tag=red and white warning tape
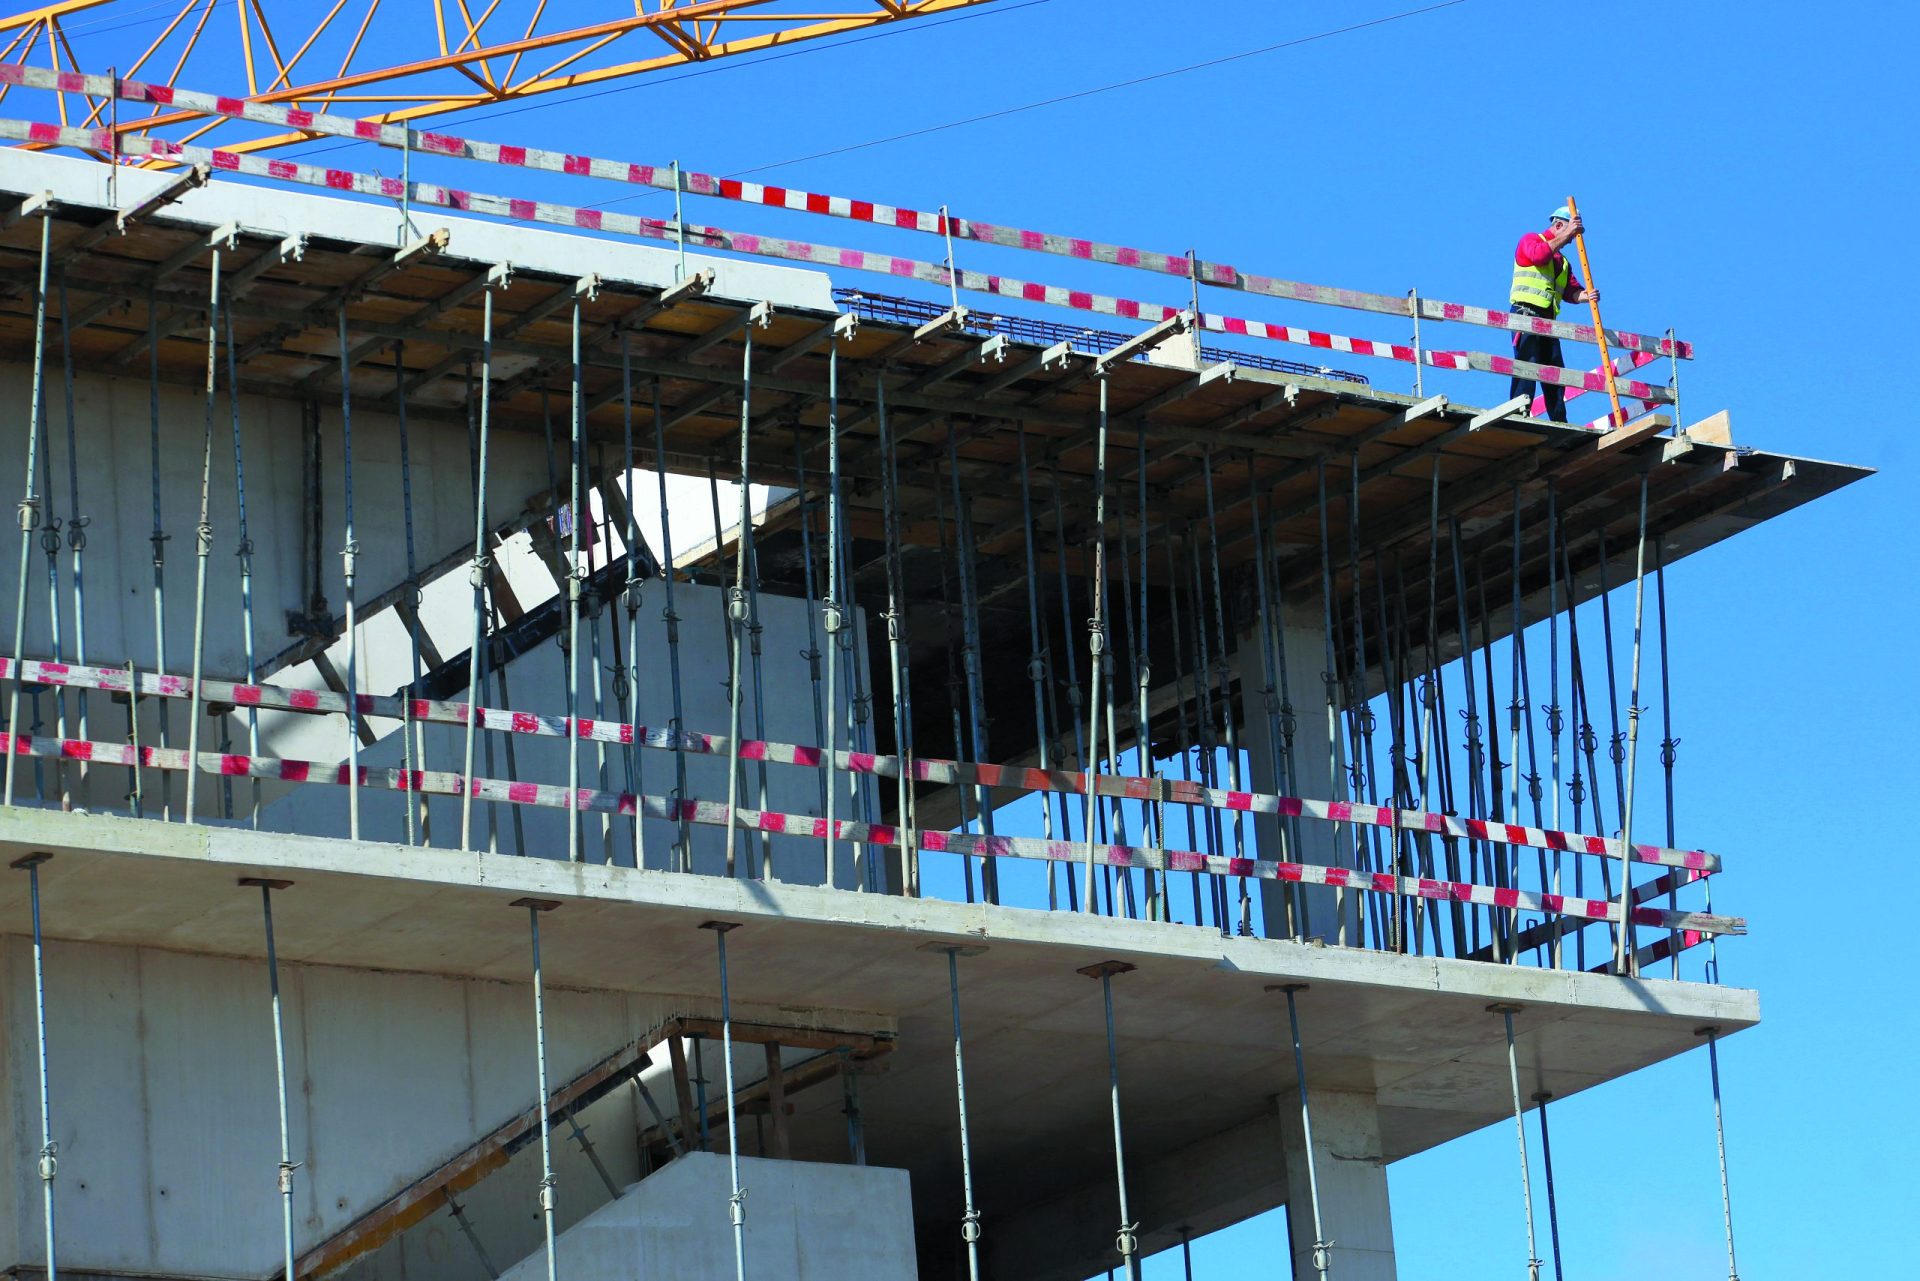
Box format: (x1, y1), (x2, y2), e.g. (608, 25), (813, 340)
(0, 730), (1740, 937)
(0, 655), (1718, 874)
(1530, 348), (1662, 421)
(0, 64), (1690, 363)
(0, 112), (1674, 405)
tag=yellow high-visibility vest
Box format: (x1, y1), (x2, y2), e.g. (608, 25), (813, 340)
(1510, 248), (1571, 315)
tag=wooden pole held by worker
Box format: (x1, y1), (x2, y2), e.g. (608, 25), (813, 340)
(1566, 195), (1625, 428)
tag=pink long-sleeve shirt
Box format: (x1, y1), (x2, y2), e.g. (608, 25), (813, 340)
(1515, 231), (1585, 299)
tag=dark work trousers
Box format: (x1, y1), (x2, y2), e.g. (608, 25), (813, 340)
(1508, 302), (1566, 421)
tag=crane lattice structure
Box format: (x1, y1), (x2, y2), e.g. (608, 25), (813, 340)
(0, 0), (995, 159)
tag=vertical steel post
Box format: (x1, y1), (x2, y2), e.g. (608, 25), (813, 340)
(1531, 1092), (1564, 1281)
(183, 246), (222, 824)
(242, 877), (298, 1281)
(824, 342), (845, 886)
(948, 424), (999, 905)
(1613, 474), (1651, 975)
(228, 291), (261, 828)
(1015, 427), (1060, 907)
(13, 853), (57, 1281)
(395, 343), (426, 845)
(146, 295), (174, 821)
(566, 297), (587, 863)
(1544, 483), (1563, 966)
(724, 325), (757, 879)
(3, 212), (50, 808)
(1082, 960), (1140, 1281)
(703, 922), (748, 1281)
(1698, 1027), (1741, 1280)
(337, 310), (362, 840)
(939, 946), (986, 1280)
(876, 379), (917, 895)
(651, 377), (692, 871)
(1274, 984), (1330, 1281)
(1491, 1004), (1542, 1281)
(57, 278), (89, 811)
(514, 898), (562, 1281)
(461, 283), (500, 851)
(1081, 380), (1113, 913)
(620, 345), (644, 869)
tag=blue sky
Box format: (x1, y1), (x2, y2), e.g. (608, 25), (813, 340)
(54, 0), (1916, 1273)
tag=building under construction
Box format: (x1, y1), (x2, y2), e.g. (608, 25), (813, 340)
(0, 20), (1873, 1281)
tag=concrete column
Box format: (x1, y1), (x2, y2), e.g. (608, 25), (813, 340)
(1276, 1086), (1397, 1281)
(1235, 602), (1358, 945)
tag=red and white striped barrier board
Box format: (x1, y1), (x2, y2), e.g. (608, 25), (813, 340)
(0, 64), (1690, 363)
(0, 113), (1674, 404)
(1, 655), (1719, 875)
(0, 730), (1742, 938)
(1531, 349), (1662, 420)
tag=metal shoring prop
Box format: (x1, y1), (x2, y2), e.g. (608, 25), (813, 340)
(940, 944), (987, 1279)
(337, 310), (363, 841)
(57, 277), (90, 811)
(1262, 506), (1310, 938)
(3, 208), (48, 809)
(13, 852), (57, 1281)
(514, 897), (562, 1281)
(1544, 482), (1565, 967)
(1113, 490), (1151, 917)
(793, 437), (831, 840)
(1476, 556), (1508, 960)
(739, 330), (786, 883)
(1490, 1003), (1543, 1281)
(566, 294), (590, 864)
(1380, 554), (1420, 955)
(1015, 426), (1062, 910)
(824, 343), (848, 887)
(1656, 551), (1680, 976)
(1595, 528), (1628, 922)
(1562, 562), (1602, 970)
(950, 428), (1002, 905)
(1200, 450), (1250, 935)
(1274, 984), (1332, 1281)
(702, 921), (748, 1281)
(446, 1192), (502, 1278)
(460, 281), (500, 854)
(1506, 492), (1528, 957)
(1313, 462), (1348, 943)
(932, 457), (978, 903)
(395, 343), (427, 845)
(1247, 461), (1302, 939)
(1530, 1091), (1565, 1281)
(1448, 519), (1487, 959)
(1048, 465), (1092, 912)
(620, 343), (645, 868)
(876, 379), (918, 896)
(32, 345), (66, 812)
(1188, 532), (1227, 931)
(652, 377), (692, 871)
(147, 296), (175, 820)
(182, 245), (222, 825)
(1082, 960), (1142, 1281)
(1079, 378), (1114, 916)
(839, 504), (877, 893)
(722, 325), (757, 880)
(227, 291), (261, 828)
(1109, 500), (1144, 918)
(1098, 552), (1136, 919)
(589, 498), (616, 864)
(1345, 455), (1384, 948)
(1516, 621), (1550, 962)
(1415, 462), (1450, 954)
(1698, 1021), (1742, 1280)
(240, 876), (299, 1281)
(1164, 531), (1205, 927)
(1611, 473), (1652, 976)
(1132, 424), (1160, 919)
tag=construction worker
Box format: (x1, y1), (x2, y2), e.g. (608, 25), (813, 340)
(1509, 205), (1599, 422)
